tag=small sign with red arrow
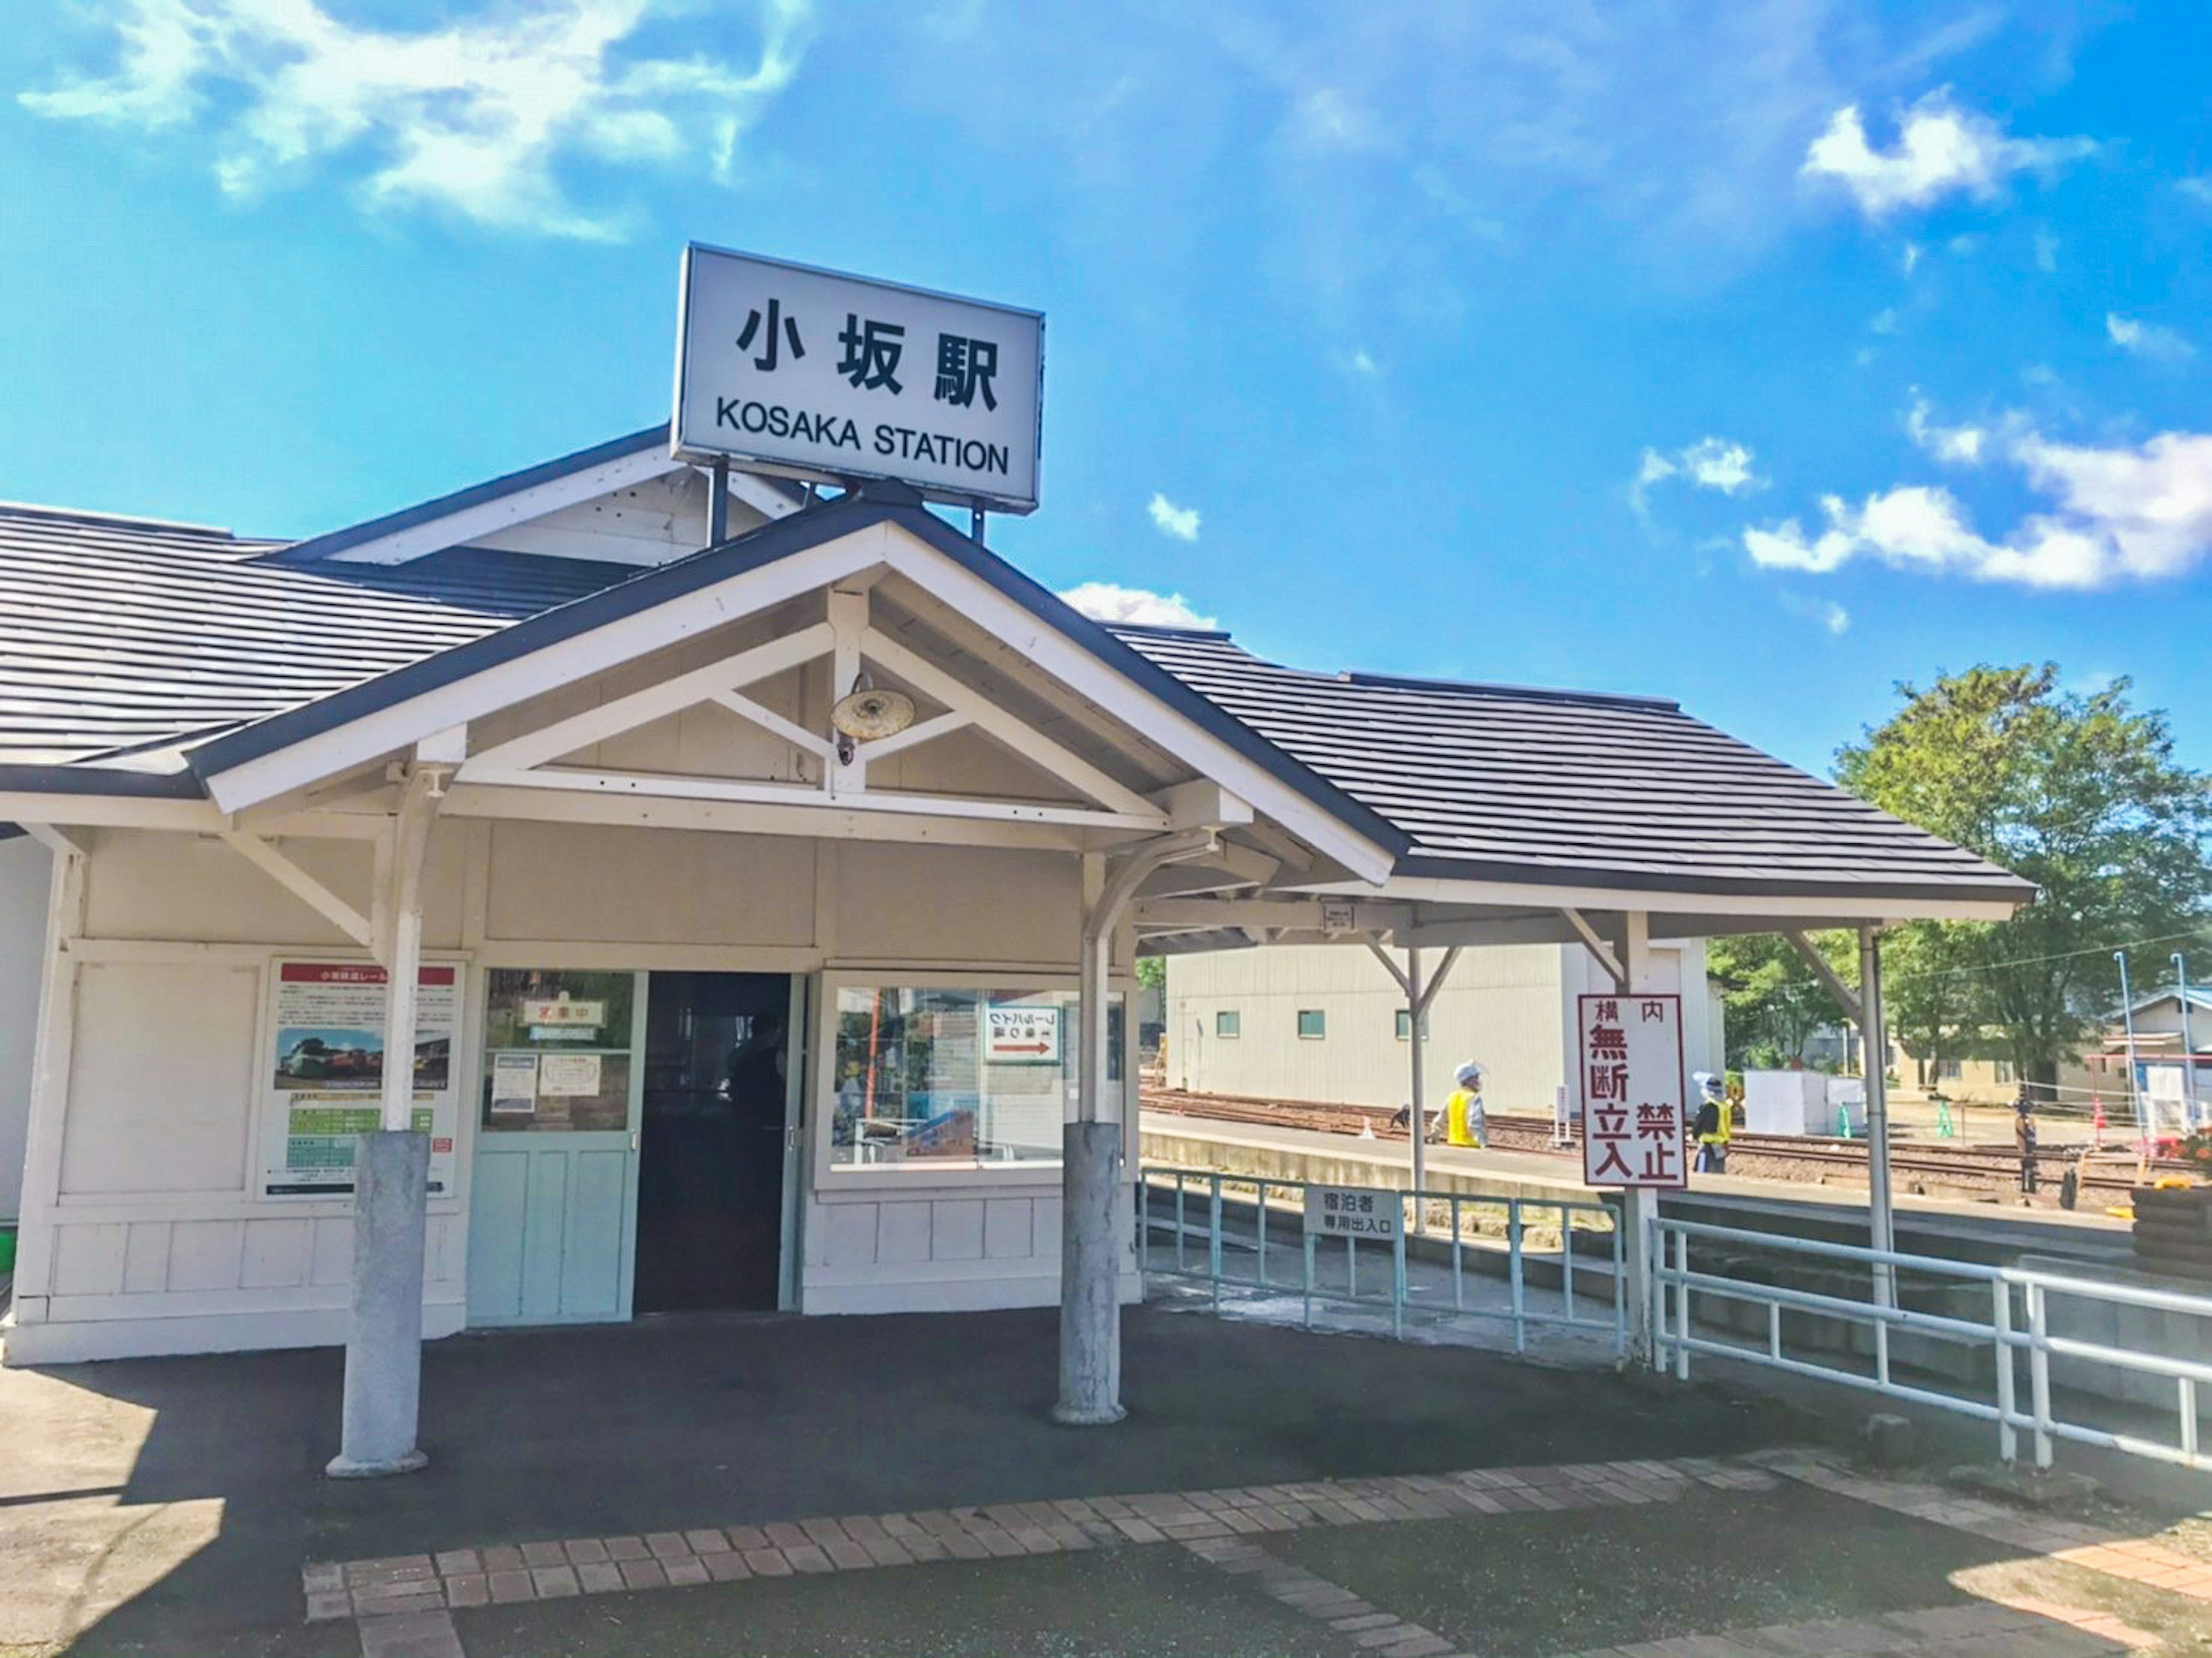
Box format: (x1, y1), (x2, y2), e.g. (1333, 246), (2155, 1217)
(986, 1003), (1063, 1065)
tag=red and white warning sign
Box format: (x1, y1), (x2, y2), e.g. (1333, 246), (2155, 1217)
(1577, 992), (1688, 1189)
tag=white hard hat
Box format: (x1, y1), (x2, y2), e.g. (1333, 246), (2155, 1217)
(1694, 1071), (1724, 1100)
(1455, 1061), (1484, 1087)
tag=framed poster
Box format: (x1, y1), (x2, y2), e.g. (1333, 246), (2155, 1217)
(259, 958), (463, 1199)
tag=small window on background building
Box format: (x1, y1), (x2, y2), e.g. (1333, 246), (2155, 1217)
(1994, 1059), (2015, 1084)
(1394, 1011), (1431, 1041)
(1939, 1058), (1963, 1080)
(1215, 1010), (1240, 1038)
(1297, 1009), (1327, 1039)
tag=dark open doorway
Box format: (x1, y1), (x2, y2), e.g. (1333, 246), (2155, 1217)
(634, 972), (793, 1314)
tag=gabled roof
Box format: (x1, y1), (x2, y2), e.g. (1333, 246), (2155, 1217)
(1115, 628), (2032, 904)
(0, 503), (633, 764)
(0, 436), (2035, 912)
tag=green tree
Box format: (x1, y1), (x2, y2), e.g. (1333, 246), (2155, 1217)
(1134, 955), (1166, 991)
(1706, 931), (1854, 1069)
(1836, 665), (2212, 1095)
(1874, 920), (1983, 1088)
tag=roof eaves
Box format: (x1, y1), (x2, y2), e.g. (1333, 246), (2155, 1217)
(0, 761), (209, 798)
(1387, 849), (2038, 907)
(266, 423), (672, 565)
(874, 504), (1415, 862)
(185, 493), (893, 780)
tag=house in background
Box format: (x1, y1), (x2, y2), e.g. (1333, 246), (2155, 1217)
(1164, 940), (1725, 1118)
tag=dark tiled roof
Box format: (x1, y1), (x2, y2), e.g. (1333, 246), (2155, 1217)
(0, 491), (2029, 908)
(1109, 626), (2031, 902)
(0, 504), (636, 763)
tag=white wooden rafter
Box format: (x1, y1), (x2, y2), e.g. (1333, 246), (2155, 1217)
(448, 585), (1175, 836)
(218, 825), (374, 946)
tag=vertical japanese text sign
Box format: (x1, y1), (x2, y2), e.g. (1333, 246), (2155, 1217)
(672, 244), (1044, 513)
(1577, 992), (1687, 1189)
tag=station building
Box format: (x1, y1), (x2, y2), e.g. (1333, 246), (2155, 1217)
(0, 422), (2032, 1415)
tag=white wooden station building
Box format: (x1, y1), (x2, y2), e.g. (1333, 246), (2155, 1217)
(0, 406), (2031, 1464)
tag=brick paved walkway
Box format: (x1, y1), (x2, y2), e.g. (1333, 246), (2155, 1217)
(315, 1444), (2212, 1656)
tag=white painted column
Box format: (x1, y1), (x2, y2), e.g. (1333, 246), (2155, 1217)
(1859, 924), (1897, 1308)
(329, 768), (441, 1478)
(1407, 946), (1428, 1200)
(7, 831), (87, 1328)
(1058, 830), (1214, 1426)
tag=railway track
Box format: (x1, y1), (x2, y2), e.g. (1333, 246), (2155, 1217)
(1139, 1086), (2184, 1202)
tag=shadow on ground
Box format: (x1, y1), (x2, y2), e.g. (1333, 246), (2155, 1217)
(10, 1304), (1799, 1651)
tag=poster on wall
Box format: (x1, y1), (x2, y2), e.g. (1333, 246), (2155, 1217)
(259, 959), (461, 1198)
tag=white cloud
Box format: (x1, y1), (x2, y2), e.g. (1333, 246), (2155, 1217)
(1869, 308), (1899, 335)
(20, 0), (809, 237)
(1744, 427), (2212, 590)
(1801, 91), (2093, 218)
(1900, 241), (1922, 276)
(1290, 86), (1385, 153)
(2179, 176), (2212, 208)
(2107, 313), (2195, 364)
(2033, 229), (2058, 273)
(1058, 582), (1217, 631)
(1781, 593), (1853, 633)
(1634, 436), (1761, 513)
(1334, 346), (1381, 378)
(1147, 492), (1202, 541)
(1904, 393), (1987, 465)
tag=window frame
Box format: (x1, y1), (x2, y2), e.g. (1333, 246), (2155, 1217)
(1215, 1010), (1241, 1039)
(812, 968), (1132, 1192)
(1296, 1008), (1327, 1040)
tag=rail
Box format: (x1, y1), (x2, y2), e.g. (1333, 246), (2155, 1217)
(1139, 1166), (1626, 1357)
(1652, 1215), (2212, 1474)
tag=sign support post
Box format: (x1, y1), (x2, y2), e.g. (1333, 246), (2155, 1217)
(1576, 912), (1685, 1367)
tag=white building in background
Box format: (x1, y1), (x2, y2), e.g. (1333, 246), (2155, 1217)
(1164, 941), (1725, 1118)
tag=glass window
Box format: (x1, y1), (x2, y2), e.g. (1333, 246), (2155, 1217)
(1938, 1058), (1963, 1081)
(829, 985), (1122, 1169)
(1393, 1011), (1431, 1041)
(1215, 1010), (1240, 1038)
(479, 969), (637, 1133)
(1297, 1009), (1327, 1039)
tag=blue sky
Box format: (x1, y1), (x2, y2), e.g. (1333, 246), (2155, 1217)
(4, 1), (2210, 777)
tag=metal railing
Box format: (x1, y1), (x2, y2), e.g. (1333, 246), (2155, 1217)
(1139, 1166), (1626, 1356)
(1652, 1215), (2212, 1473)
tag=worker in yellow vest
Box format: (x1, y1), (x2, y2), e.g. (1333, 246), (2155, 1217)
(1691, 1071), (1730, 1173)
(1444, 1061), (1486, 1148)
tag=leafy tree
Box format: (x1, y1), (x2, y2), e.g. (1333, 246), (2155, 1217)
(1836, 665), (2212, 1095)
(1874, 921), (1983, 1088)
(1134, 955), (1166, 991)
(1706, 931), (1854, 1069)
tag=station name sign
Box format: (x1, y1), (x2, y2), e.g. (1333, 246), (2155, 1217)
(672, 244), (1043, 513)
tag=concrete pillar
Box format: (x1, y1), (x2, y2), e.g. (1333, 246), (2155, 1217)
(328, 766), (441, 1478)
(326, 1129), (431, 1478)
(1056, 829), (1213, 1426)
(1054, 1119), (1126, 1425)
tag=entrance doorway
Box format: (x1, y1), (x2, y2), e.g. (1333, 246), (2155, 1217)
(634, 972), (795, 1314)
